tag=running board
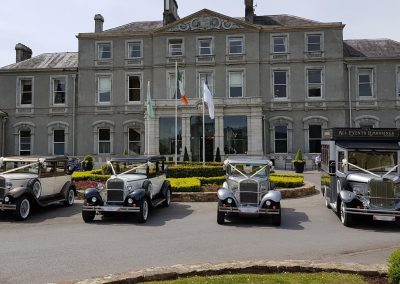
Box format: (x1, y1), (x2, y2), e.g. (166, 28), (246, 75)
(151, 198), (166, 207)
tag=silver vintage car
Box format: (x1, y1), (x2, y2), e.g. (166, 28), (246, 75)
(0, 156), (76, 221)
(81, 156), (171, 223)
(217, 158), (281, 226)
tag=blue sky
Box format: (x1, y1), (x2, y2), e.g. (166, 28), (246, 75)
(1, 0), (399, 66)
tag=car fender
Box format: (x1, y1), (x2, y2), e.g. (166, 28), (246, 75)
(160, 180), (172, 194)
(128, 188), (146, 201)
(7, 186), (28, 199)
(60, 181), (76, 196)
(217, 188), (235, 201)
(261, 190), (281, 203)
(84, 187), (103, 203)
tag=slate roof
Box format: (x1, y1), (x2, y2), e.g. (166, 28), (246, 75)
(101, 13), (330, 34)
(1, 52), (78, 70)
(344, 39), (400, 58)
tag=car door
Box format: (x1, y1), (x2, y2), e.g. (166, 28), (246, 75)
(39, 161), (57, 197)
(54, 161), (69, 195)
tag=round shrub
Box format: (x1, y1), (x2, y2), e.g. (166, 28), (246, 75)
(388, 247), (400, 284)
(82, 155), (94, 171)
(101, 163), (112, 175)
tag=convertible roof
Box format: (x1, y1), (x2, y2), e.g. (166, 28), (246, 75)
(1, 156), (68, 162)
(110, 155), (166, 163)
(336, 141), (400, 150)
(226, 157), (270, 165)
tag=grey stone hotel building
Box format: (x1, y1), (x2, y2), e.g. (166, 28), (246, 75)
(1, 0), (400, 168)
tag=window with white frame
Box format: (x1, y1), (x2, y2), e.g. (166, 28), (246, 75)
(97, 75), (112, 104)
(127, 75), (141, 102)
(272, 35), (287, 53)
(228, 36), (244, 54)
(198, 38), (212, 56)
(167, 71), (184, 99)
(308, 125), (321, 153)
(229, 71), (243, 98)
(53, 129), (65, 155)
(198, 72), (214, 98)
(306, 33), (322, 52)
(274, 125), (287, 153)
(19, 130), (31, 156)
(128, 128), (141, 155)
(97, 42), (112, 59)
(307, 68), (323, 98)
(98, 128), (111, 154)
(358, 68), (374, 97)
(19, 78), (33, 105)
(273, 70), (288, 99)
(168, 39), (183, 56)
(52, 77), (66, 105)
(127, 41), (141, 58)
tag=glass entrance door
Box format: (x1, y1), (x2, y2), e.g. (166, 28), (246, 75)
(190, 116), (215, 162)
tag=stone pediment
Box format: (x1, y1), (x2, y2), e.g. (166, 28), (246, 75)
(159, 9), (257, 33)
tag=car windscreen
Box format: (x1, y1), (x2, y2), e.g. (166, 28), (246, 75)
(0, 161), (39, 174)
(229, 163), (268, 178)
(348, 151), (397, 172)
(110, 161), (148, 175)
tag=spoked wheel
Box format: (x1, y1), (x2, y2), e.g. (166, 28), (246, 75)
(162, 188), (171, 207)
(217, 201), (225, 225)
(14, 196), (31, 221)
(271, 203), (281, 226)
(137, 199), (149, 223)
(82, 201), (95, 223)
(64, 187), (75, 206)
(340, 201), (353, 227)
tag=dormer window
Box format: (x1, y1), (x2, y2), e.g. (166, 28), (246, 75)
(168, 39), (183, 56)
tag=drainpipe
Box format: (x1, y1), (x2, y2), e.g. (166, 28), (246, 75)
(1, 116), (7, 156)
(346, 64), (352, 127)
(72, 74), (77, 156)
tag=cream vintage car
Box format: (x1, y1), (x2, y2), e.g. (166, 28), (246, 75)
(0, 156), (76, 220)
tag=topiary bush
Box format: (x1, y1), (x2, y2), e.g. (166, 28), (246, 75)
(82, 155), (94, 171)
(183, 146), (189, 162)
(101, 163), (113, 175)
(388, 247), (400, 284)
(215, 147), (221, 162)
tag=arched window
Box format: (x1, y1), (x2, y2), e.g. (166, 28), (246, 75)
(13, 122), (35, 156)
(47, 121), (69, 155)
(123, 120), (144, 155)
(269, 117), (293, 154)
(303, 116), (328, 153)
(92, 120), (115, 155)
(354, 115), (380, 128)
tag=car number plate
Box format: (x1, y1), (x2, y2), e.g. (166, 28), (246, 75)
(373, 215), (395, 222)
(102, 206), (120, 212)
(239, 207), (258, 214)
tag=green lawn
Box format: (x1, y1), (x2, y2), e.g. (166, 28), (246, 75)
(146, 272), (368, 284)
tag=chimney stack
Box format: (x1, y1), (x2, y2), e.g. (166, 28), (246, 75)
(94, 14), (104, 33)
(15, 43), (32, 63)
(163, 0), (179, 25)
(245, 0), (255, 23)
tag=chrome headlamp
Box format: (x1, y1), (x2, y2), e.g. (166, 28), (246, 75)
(5, 182), (12, 189)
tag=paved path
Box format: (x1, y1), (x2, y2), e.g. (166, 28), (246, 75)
(0, 171), (399, 283)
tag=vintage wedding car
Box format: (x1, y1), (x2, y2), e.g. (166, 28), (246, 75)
(0, 156), (76, 220)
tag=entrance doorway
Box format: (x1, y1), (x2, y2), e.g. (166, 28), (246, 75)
(190, 116), (214, 162)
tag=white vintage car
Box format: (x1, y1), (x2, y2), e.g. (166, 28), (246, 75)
(0, 156), (76, 220)
(81, 156), (171, 223)
(217, 158), (282, 226)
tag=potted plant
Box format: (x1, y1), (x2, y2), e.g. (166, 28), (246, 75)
(293, 149), (305, 173)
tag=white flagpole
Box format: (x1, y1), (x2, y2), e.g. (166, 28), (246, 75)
(202, 81), (205, 167)
(175, 62), (178, 166)
(147, 81), (150, 155)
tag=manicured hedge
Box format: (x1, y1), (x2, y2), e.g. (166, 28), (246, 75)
(71, 171), (110, 181)
(198, 176), (226, 185)
(166, 165), (224, 178)
(167, 178), (201, 192)
(388, 248), (400, 284)
(270, 173), (304, 188)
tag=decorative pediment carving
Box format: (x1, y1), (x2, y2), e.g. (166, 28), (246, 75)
(167, 14), (245, 32)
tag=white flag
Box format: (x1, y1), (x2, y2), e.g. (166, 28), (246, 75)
(203, 83), (214, 119)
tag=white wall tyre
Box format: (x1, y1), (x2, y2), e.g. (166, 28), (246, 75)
(340, 201), (353, 227)
(64, 188), (75, 206)
(217, 201), (225, 225)
(32, 181), (41, 199)
(137, 199), (149, 223)
(14, 197), (31, 221)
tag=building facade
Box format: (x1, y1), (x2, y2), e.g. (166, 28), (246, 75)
(1, 0), (400, 168)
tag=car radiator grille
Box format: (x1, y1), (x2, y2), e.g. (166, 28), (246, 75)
(368, 179), (396, 208)
(0, 178), (5, 199)
(107, 190), (124, 202)
(239, 179), (258, 204)
(107, 179), (124, 190)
